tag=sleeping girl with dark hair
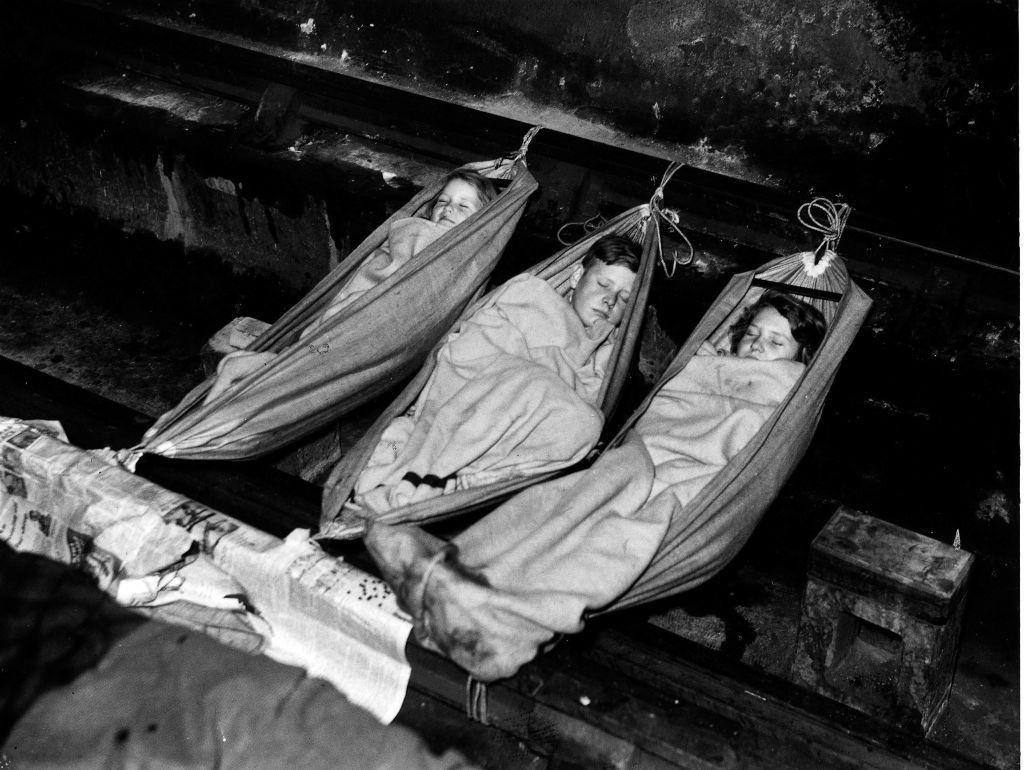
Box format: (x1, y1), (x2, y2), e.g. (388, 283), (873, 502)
(727, 290), (826, 365)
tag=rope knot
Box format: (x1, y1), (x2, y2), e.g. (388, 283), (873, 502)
(797, 197), (851, 264)
(646, 161), (693, 278)
(112, 445), (145, 472)
(511, 125), (543, 165)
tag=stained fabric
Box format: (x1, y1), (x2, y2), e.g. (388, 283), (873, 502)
(361, 250), (871, 681)
(319, 203), (662, 539)
(127, 155), (538, 463)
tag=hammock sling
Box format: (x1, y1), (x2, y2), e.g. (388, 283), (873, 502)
(603, 237), (871, 609)
(318, 188), (681, 539)
(122, 132), (541, 464)
(359, 200), (872, 681)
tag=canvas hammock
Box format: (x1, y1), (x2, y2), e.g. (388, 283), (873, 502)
(118, 129), (542, 466)
(318, 163), (694, 540)
(359, 199), (873, 682)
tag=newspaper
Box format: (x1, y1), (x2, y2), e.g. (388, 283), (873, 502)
(0, 417), (412, 723)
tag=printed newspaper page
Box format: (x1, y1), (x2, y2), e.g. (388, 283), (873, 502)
(0, 416), (412, 724)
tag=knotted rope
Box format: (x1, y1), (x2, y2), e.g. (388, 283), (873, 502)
(555, 160), (694, 278)
(498, 125), (543, 175)
(647, 160), (694, 278)
(514, 125), (543, 164)
(798, 197), (851, 264)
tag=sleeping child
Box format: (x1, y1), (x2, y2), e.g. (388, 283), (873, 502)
(352, 235), (640, 514)
(203, 170), (499, 405)
(637, 289), (826, 501)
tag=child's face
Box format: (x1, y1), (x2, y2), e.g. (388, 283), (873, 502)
(736, 306), (800, 361)
(571, 261), (636, 328)
(429, 178), (484, 228)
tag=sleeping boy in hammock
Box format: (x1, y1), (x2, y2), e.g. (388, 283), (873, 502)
(352, 234), (640, 514)
(203, 170), (499, 405)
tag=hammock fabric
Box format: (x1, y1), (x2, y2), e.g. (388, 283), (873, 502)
(596, 250), (870, 609)
(361, 246), (871, 681)
(318, 202), (664, 540)
(125, 149), (539, 463)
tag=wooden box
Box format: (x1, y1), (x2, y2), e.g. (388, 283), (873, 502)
(790, 507), (974, 734)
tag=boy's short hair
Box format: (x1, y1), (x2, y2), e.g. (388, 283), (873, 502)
(728, 290), (827, 364)
(441, 170), (500, 208)
(581, 234), (641, 274)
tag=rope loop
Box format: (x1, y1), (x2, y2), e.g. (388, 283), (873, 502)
(556, 211), (608, 246)
(797, 197), (851, 264)
(647, 161), (693, 278)
(648, 160), (685, 210)
(555, 160), (693, 277)
(465, 676), (489, 725)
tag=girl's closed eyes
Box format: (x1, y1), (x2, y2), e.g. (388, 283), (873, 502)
(728, 290), (827, 364)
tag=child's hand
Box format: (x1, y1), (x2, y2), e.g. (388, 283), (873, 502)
(584, 317), (614, 342)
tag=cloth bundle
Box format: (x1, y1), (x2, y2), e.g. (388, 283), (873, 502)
(354, 275), (613, 512)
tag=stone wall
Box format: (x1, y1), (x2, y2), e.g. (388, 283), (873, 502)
(123, 0), (1017, 263)
(1, 73), (437, 297)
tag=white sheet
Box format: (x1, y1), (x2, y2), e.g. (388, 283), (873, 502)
(355, 274), (612, 512)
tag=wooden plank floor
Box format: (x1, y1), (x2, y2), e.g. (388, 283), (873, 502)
(0, 353), (993, 769)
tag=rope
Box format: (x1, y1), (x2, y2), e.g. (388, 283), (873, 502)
(648, 161), (694, 278)
(496, 125), (543, 178)
(797, 197), (851, 264)
(556, 211), (608, 246)
(416, 546), (452, 609)
(513, 125), (543, 164)
(553, 160), (694, 277)
(465, 676), (489, 725)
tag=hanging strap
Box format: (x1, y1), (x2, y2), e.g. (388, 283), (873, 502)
(750, 277), (842, 302)
(647, 161), (694, 278)
(798, 197), (851, 263)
